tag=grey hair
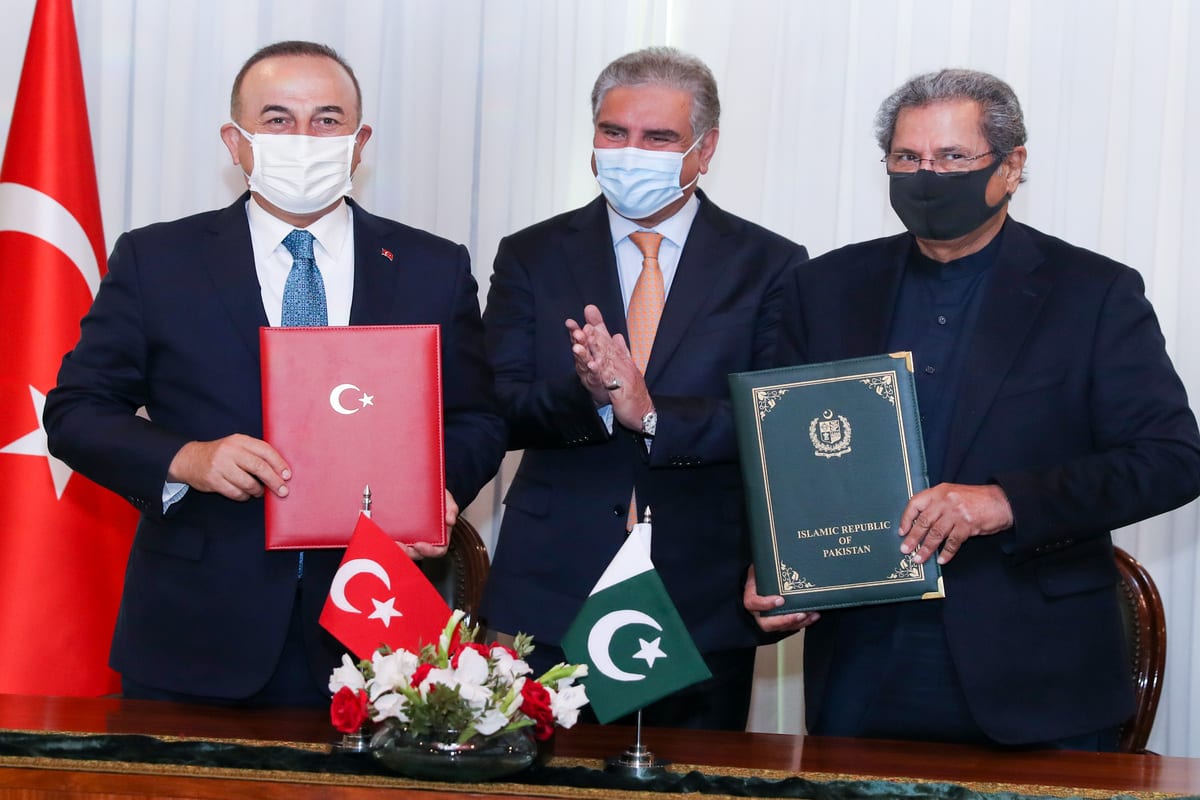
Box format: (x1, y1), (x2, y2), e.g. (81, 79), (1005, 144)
(875, 69), (1027, 178)
(591, 47), (720, 137)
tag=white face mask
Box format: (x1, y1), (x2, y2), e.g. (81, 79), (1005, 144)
(593, 131), (707, 220)
(233, 123), (361, 215)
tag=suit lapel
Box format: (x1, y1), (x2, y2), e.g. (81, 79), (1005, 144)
(565, 197), (626, 339)
(347, 200), (399, 325)
(942, 221), (1051, 479)
(644, 194), (734, 383)
(202, 194), (269, 360)
(846, 235), (910, 358)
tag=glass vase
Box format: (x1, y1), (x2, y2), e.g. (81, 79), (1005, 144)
(370, 724), (538, 782)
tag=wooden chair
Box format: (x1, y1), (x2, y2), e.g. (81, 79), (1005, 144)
(445, 517), (491, 624)
(1113, 546), (1166, 753)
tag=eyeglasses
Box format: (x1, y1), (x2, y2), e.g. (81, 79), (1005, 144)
(882, 151), (997, 174)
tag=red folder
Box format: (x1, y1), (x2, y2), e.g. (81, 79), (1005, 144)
(261, 325), (446, 549)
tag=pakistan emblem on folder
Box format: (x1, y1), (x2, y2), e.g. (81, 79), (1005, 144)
(809, 409), (852, 458)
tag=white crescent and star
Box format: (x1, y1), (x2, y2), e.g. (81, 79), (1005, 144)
(0, 183), (102, 502)
(329, 383), (375, 415)
(328, 558), (403, 627)
(586, 609), (668, 682)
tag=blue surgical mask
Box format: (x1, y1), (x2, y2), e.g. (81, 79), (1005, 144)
(593, 132), (707, 220)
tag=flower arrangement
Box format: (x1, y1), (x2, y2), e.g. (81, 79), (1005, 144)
(327, 610), (589, 746)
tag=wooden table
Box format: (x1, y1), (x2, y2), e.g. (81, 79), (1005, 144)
(0, 694), (1196, 798)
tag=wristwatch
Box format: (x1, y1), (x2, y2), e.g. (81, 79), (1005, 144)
(641, 409), (657, 437)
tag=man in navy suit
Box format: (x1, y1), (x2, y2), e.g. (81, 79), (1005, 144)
(44, 41), (505, 707)
(481, 47), (808, 730)
(745, 69), (1200, 749)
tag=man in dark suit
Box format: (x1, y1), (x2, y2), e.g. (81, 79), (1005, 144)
(43, 41), (505, 707)
(745, 69), (1200, 749)
(481, 47), (808, 730)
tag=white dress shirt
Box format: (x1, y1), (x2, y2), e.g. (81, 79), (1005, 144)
(606, 192), (700, 312)
(246, 196), (356, 326)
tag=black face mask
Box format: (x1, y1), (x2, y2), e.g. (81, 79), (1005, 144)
(888, 158), (1008, 241)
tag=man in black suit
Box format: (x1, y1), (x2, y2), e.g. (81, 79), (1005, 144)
(44, 41), (506, 707)
(481, 47), (808, 730)
(745, 68), (1200, 749)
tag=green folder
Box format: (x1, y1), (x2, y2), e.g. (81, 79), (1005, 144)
(729, 352), (944, 613)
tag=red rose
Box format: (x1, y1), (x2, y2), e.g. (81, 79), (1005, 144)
(520, 680), (555, 741)
(330, 686), (369, 734)
(451, 642), (490, 668)
(410, 662), (434, 688)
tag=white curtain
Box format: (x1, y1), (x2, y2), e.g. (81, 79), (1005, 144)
(1, 0), (1195, 756)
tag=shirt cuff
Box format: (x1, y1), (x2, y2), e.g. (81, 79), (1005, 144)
(597, 404), (615, 434)
(162, 481), (188, 513)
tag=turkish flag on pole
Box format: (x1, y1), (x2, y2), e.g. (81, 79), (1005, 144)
(320, 515), (452, 660)
(0, 0), (135, 695)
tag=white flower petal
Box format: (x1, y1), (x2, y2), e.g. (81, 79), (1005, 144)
(372, 693), (410, 723)
(454, 648), (490, 686)
(370, 650), (419, 692)
(474, 710), (510, 736)
(550, 684), (589, 728)
(328, 654), (366, 694)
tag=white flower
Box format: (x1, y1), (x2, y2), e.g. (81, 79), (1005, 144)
(474, 709), (511, 736)
(491, 647), (533, 683)
(458, 682), (493, 709)
(371, 691), (410, 723)
(549, 684), (589, 728)
(370, 649), (419, 699)
(418, 666), (457, 698)
(454, 647), (490, 685)
(328, 654), (366, 694)
(443, 648), (493, 709)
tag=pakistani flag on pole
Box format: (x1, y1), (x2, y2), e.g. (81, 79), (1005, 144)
(561, 519), (711, 723)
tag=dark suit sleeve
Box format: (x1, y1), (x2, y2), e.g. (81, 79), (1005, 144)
(43, 232), (189, 514)
(439, 244), (509, 507)
(647, 244), (809, 467)
(996, 267), (1200, 556)
(775, 260), (813, 367)
(484, 235), (612, 450)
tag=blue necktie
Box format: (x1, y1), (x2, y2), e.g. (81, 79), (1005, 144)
(280, 230), (325, 579)
(281, 229), (327, 327)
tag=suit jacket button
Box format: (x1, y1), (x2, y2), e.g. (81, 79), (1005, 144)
(612, 505), (625, 517)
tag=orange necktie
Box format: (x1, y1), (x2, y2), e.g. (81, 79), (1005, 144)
(626, 231), (665, 374)
(625, 231), (664, 529)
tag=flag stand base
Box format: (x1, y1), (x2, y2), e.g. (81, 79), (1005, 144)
(604, 743), (669, 778)
(603, 709), (668, 778)
(332, 727), (372, 754)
